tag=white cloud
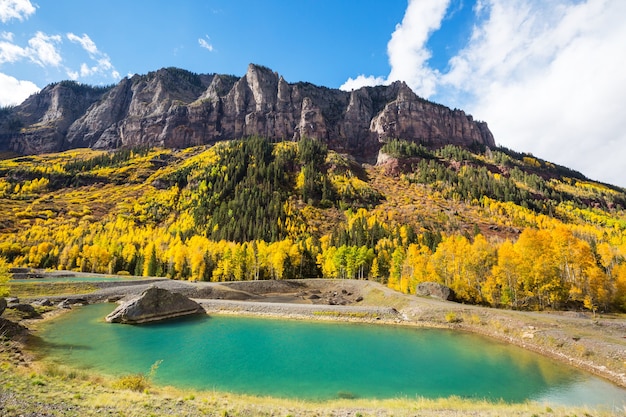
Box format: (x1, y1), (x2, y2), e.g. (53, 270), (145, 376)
(66, 69), (79, 80)
(339, 0), (450, 94)
(198, 36), (214, 52)
(1, 31), (62, 67)
(0, 0), (35, 23)
(27, 31), (62, 66)
(340, 75), (387, 91)
(386, 0), (450, 98)
(340, 0), (626, 187)
(1, 31), (14, 41)
(67, 33), (98, 56)
(0, 38), (28, 63)
(66, 32), (120, 81)
(0, 72), (39, 106)
(443, 0), (626, 187)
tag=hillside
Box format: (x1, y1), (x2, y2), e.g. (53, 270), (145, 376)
(1, 137), (625, 312)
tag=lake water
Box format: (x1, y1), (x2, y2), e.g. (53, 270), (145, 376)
(37, 303), (626, 408)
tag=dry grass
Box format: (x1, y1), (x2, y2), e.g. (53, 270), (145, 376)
(8, 282), (97, 298)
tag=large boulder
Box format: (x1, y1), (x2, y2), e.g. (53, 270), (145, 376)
(416, 282), (456, 301)
(106, 286), (204, 324)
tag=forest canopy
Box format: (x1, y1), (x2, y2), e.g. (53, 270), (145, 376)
(1, 138), (625, 312)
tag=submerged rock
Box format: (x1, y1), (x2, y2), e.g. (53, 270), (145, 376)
(416, 282), (456, 301)
(105, 286), (205, 324)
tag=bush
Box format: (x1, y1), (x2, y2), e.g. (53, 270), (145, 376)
(113, 360), (162, 392)
(112, 374), (149, 392)
(445, 311), (462, 323)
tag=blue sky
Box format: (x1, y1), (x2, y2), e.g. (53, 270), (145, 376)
(1, 0), (626, 187)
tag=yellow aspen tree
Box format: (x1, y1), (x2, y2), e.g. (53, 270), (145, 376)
(0, 257), (10, 297)
(514, 229), (560, 309)
(370, 257), (380, 281)
(485, 240), (520, 307)
(431, 235), (472, 301)
(388, 246), (405, 292)
(403, 243), (434, 295)
(317, 246), (338, 278)
(613, 263), (626, 311)
(464, 234), (496, 303)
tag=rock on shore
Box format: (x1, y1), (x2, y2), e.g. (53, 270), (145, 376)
(105, 286), (204, 324)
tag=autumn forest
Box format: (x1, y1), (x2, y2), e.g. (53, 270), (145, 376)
(1, 137), (625, 312)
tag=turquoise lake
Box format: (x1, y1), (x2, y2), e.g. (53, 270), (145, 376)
(38, 303), (626, 407)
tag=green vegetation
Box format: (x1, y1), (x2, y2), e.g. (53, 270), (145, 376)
(112, 360), (162, 392)
(0, 138), (625, 312)
(380, 139), (432, 159)
(0, 257), (9, 297)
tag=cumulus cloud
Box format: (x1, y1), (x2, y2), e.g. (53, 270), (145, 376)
(0, 36), (27, 63)
(341, 0), (626, 187)
(198, 36), (214, 52)
(0, 0), (35, 23)
(0, 31), (62, 67)
(0, 72), (39, 106)
(443, 0), (626, 187)
(340, 75), (387, 91)
(386, 0), (450, 97)
(27, 31), (62, 66)
(340, 0), (450, 96)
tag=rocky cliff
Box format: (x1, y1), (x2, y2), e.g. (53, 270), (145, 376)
(0, 64), (495, 157)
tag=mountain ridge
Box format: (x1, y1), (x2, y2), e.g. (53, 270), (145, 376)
(0, 64), (494, 158)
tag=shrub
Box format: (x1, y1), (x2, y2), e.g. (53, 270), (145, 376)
(112, 374), (149, 392)
(445, 312), (462, 323)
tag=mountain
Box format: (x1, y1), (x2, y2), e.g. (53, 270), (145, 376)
(1, 65), (625, 313)
(0, 64), (494, 158)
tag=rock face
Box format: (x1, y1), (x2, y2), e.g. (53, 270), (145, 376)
(1, 64), (495, 157)
(105, 286), (204, 324)
(416, 282), (456, 301)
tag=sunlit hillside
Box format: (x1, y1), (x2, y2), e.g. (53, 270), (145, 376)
(1, 137), (625, 312)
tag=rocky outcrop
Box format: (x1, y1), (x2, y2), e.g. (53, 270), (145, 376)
(0, 81), (108, 153)
(416, 282), (456, 301)
(105, 286), (205, 324)
(0, 64), (495, 157)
